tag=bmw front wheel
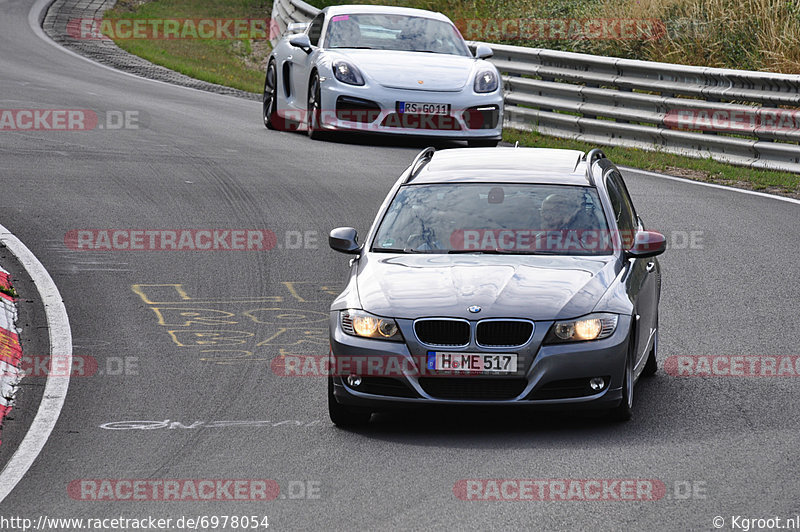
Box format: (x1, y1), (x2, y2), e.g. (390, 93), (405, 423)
(328, 377), (371, 427)
(642, 314), (658, 377)
(609, 338), (635, 422)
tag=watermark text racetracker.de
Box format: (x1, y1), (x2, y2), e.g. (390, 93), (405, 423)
(0, 514), (270, 531)
(453, 479), (707, 501)
(665, 107), (800, 134)
(447, 228), (703, 252)
(0, 109), (145, 131)
(665, 355), (800, 377)
(68, 478), (321, 501)
(274, 353), (564, 377)
(455, 18), (666, 41)
(2, 355), (139, 378)
(64, 229), (320, 251)
(68, 17), (280, 40)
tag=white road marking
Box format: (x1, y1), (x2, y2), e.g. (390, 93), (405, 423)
(0, 224), (72, 503)
(99, 419), (323, 430)
(621, 166), (800, 206)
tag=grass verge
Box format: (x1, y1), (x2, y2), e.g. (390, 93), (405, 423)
(103, 0), (272, 93)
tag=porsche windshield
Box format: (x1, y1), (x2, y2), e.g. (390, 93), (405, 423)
(326, 14), (470, 56)
(372, 183), (614, 255)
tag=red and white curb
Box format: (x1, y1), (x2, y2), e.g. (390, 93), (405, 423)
(0, 222), (72, 504)
(0, 266), (22, 442)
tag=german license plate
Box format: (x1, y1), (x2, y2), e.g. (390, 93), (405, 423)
(426, 351), (517, 373)
(399, 102), (450, 115)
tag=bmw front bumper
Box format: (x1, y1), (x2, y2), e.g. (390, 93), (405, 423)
(329, 312), (633, 411)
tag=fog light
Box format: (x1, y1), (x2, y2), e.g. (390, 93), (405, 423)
(589, 377), (605, 391)
(347, 375), (362, 387)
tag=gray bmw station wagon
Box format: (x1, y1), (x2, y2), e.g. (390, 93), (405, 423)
(327, 147), (665, 426)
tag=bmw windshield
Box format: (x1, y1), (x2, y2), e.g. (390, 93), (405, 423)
(372, 183), (614, 255)
(326, 14), (471, 56)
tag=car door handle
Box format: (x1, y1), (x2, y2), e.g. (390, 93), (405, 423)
(646, 261), (656, 272)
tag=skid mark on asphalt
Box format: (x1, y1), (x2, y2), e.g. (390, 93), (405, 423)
(44, 239), (132, 273)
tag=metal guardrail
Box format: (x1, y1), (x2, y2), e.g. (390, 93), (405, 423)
(489, 43), (800, 172)
(270, 0), (800, 173)
(270, 0), (319, 43)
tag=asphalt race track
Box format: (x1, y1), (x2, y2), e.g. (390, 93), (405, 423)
(1, 0), (800, 529)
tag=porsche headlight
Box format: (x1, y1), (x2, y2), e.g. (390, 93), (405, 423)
(333, 60), (365, 86)
(474, 70), (498, 93)
(544, 313), (619, 344)
(341, 309), (402, 341)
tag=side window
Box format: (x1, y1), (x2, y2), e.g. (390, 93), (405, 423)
(605, 171), (636, 248)
(308, 14), (324, 46)
(608, 170), (637, 226)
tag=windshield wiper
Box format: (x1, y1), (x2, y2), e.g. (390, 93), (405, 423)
(372, 247), (429, 254)
(447, 249), (571, 255)
(330, 46), (373, 49)
(447, 248), (517, 254)
(373, 248), (570, 255)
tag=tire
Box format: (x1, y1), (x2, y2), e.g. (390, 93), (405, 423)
(641, 315), (658, 378)
(609, 342), (634, 422)
(468, 139), (499, 147)
(328, 377), (371, 427)
(307, 73), (326, 140)
(262, 61), (282, 130)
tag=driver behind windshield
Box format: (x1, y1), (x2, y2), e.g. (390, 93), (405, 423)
(539, 193), (598, 231)
(328, 18), (361, 48)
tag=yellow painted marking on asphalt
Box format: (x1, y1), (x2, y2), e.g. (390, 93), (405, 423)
(150, 307), (239, 327)
(132, 283), (283, 305)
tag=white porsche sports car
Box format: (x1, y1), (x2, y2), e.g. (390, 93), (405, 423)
(263, 5), (504, 146)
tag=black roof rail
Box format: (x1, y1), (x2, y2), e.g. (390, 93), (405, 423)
(583, 148), (606, 185)
(404, 147), (436, 183)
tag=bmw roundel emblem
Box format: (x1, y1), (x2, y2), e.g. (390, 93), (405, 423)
(468, 305), (481, 313)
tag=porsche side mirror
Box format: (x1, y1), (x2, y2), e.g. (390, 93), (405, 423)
(289, 33), (312, 54)
(474, 44), (494, 59)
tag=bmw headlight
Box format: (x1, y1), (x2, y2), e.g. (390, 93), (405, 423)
(544, 313), (619, 344)
(333, 60), (365, 86)
(474, 70), (498, 93)
(341, 309), (402, 341)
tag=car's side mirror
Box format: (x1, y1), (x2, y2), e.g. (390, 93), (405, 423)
(625, 230), (666, 258)
(329, 227), (361, 254)
(289, 33), (312, 54)
(287, 22), (310, 34)
(474, 44), (494, 59)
